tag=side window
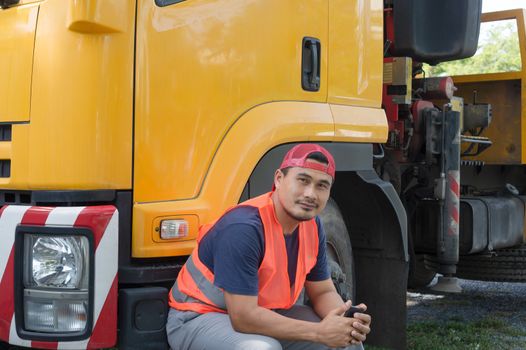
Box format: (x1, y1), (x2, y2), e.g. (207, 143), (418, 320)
(155, 0), (185, 6)
(425, 19), (521, 76)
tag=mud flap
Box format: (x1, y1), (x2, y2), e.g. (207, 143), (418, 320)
(332, 170), (408, 350)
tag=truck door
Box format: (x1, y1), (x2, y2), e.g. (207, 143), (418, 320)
(134, 0), (329, 203)
(327, 0), (383, 108)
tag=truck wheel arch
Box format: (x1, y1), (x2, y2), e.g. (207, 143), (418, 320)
(244, 142), (409, 350)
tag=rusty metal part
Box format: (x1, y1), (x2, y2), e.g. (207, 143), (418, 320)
(463, 104), (492, 131)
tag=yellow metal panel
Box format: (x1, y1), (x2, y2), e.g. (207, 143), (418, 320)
(518, 10), (526, 164)
(0, 2), (38, 122)
(3, 0), (135, 190)
(134, 0), (329, 203)
(133, 101), (387, 258)
(482, 9), (526, 23)
(133, 199), (206, 258)
(133, 101), (335, 257)
(67, 0), (129, 34)
(331, 104), (387, 142)
(0, 142), (11, 160)
(457, 80), (521, 164)
(197, 102), (334, 207)
(327, 0), (383, 107)
(452, 71), (522, 84)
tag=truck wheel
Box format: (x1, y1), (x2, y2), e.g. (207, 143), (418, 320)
(408, 234), (436, 289)
(456, 245), (526, 282)
(408, 253), (437, 289)
(319, 198), (355, 302)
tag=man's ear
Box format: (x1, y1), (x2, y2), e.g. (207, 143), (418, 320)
(274, 169), (283, 190)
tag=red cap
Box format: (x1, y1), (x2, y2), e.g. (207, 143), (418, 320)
(279, 144), (336, 178)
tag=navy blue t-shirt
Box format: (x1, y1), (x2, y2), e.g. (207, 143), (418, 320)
(198, 206), (330, 296)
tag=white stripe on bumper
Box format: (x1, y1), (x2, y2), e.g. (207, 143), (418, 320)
(0, 206), (30, 282)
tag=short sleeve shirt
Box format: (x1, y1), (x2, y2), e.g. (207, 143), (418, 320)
(197, 206), (330, 295)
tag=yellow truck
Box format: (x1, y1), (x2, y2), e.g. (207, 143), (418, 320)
(0, 0), (505, 349)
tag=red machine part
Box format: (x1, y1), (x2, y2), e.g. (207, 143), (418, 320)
(382, 82), (399, 123)
(414, 77), (456, 100)
(382, 56), (404, 152)
(384, 7), (395, 52)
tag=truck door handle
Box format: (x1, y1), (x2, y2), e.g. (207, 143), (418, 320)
(302, 37), (321, 91)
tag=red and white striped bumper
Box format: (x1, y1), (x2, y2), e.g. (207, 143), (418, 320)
(0, 205), (119, 349)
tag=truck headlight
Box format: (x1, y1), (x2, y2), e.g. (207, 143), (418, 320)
(15, 227), (94, 338)
(26, 236), (87, 288)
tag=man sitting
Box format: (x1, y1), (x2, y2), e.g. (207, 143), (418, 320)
(167, 144), (371, 349)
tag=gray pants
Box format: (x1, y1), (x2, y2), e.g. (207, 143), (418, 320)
(166, 305), (364, 350)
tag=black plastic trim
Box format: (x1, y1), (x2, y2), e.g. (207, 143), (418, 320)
(0, 190), (116, 205)
(118, 260), (184, 284)
(118, 287), (169, 350)
(31, 190), (116, 204)
(14, 226), (95, 341)
(155, 0), (185, 7)
(0, 0), (20, 9)
(0, 124), (12, 141)
(0, 160), (10, 178)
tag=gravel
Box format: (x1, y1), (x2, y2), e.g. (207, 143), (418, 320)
(407, 276), (526, 342)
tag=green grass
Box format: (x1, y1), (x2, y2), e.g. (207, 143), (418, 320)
(407, 317), (526, 350)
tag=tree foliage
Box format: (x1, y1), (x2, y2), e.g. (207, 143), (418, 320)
(426, 21), (521, 76)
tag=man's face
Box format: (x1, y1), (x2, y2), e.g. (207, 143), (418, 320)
(274, 161), (333, 222)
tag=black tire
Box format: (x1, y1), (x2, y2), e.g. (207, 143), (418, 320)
(407, 233), (436, 289)
(319, 198), (355, 302)
(408, 253), (437, 289)
(456, 245), (526, 282)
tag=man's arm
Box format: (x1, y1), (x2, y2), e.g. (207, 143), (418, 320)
(305, 278), (372, 343)
(304, 278), (345, 318)
(224, 291), (357, 348)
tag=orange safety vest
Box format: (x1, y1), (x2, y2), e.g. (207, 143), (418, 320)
(168, 192), (319, 313)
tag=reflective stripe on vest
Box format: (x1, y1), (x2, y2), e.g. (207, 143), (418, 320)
(172, 254), (226, 309)
(169, 192), (319, 313)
